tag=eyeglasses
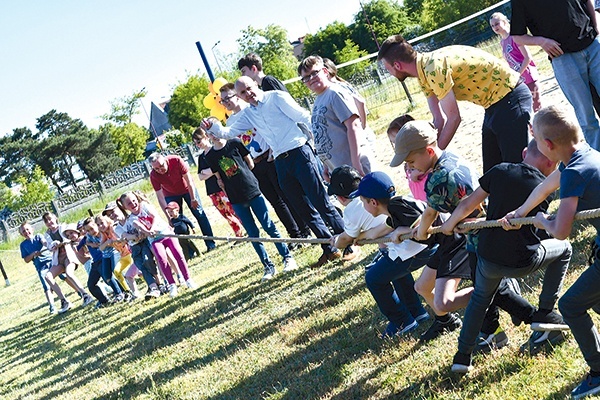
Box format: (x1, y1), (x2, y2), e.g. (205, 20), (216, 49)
(219, 94), (236, 104)
(301, 69), (321, 84)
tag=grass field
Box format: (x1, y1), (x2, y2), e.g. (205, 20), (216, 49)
(1, 46), (599, 399)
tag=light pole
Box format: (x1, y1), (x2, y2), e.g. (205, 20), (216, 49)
(211, 41), (222, 72)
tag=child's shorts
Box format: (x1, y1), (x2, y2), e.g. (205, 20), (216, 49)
(428, 233), (472, 280)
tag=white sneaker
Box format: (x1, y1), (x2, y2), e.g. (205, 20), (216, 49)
(58, 299), (72, 314)
(261, 265), (276, 281)
(168, 283), (178, 298)
(283, 257), (298, 272)
(185, 279), (198, 289)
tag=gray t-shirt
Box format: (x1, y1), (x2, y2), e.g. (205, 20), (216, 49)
(311, 83), (373, 172)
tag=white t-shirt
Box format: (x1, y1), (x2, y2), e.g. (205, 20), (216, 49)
(124, 202), (172, 244)
(343, 198), (387, 238)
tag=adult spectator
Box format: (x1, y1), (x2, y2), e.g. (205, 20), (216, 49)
(203, 76), (344, 268)
(510, 0), (600, 150)
(378, 35), (532, 173)
(148, 153), (216, 252)
(238, 52), (288, 92)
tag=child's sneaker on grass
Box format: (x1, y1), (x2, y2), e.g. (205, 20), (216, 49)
(571, 373), (600, 399)
(261, 264), (277, 281)
(451, 351), (473, 374)
(519, 330), (567, 355)
(49, 305), (57, 314)
(531, 309), (570, 331)
(474, 326), (509, 354)
(185, 279), (198, 290)
(82, 294), (94, 306)
(58, 299), (72, 314)
(168, 283), (178, 298)
(145, 288), (161, 300)
(283, 257), (298, 272)
(420, 313), (462, 342)
(380, 320), (418, 339)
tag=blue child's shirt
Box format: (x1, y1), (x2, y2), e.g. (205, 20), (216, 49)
(78, 234), (103, 262)
(20, 234), (52, 271)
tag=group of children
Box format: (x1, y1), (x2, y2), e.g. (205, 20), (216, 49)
(20, 190), (201, 314)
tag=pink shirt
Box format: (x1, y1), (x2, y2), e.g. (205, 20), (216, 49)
(500, 35), (539, 84)
(150, 155), (190, 197)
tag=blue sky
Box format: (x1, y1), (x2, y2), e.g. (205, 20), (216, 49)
(0, 1), (362, 135)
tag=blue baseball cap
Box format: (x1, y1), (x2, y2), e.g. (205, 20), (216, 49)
(349, 171), (396, 199)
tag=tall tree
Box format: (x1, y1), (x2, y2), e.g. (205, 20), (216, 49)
(420, 0), (497, 32)
(104, 122), (149, 166)
(302, 21), (352, 63)
(0, 127), (37, 186)
(102, 88), (147, 125)
(168, 74), (211, 134)
(77, 126), (121, 180)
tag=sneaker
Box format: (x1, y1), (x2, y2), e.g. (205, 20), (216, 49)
(420, 313), (462, 342)
(474, 327), (509, 354)
(159, 284), (169, 295)
(342, 245), (360, 261)
(168, 283), (178, 298)
(414, 311), (431, 323)
(531, 309), (570, 331)
(177, 274), (185, 285)
(310, 250), (342, 269)
(206, 245), (217, 253)
(123, 292), (134, 302)
(380, 320), (418, 339)
(451, 351), (473, 374)
(185, 279), (198, 289)
(113, 293), (125, 302)
(49, 305), (57, 314)
(144, 288), (161, 301)
(95, 301), (110, 309)
(82, 294), (94, 306)
(58, 299), (72, 314)
(520, 329), (567, 355)
(283, 257), (298, 272)
(572, 373), (600, 399)
(261, 265), (277, 281)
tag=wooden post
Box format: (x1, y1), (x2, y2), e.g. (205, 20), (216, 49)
(0, 259), (10, 286)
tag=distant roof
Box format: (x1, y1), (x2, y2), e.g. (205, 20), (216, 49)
(149, 101), (172, 137)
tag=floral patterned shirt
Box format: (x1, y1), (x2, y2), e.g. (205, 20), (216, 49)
(416, 45), (519, 109)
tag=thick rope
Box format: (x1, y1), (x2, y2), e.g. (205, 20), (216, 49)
(155, 207), (600, 246)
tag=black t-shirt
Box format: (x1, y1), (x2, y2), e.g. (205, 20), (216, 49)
(511, 0), (596, 53)
(204, 138), (261, 204)
(261, 75), (288, 92)
(198, 150), (221, 195)
(478, 162), (552, 266)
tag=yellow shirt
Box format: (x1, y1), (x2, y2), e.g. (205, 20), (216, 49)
(416, 45), (519, 109)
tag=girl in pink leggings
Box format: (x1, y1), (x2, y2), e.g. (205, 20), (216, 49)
(120, 191), (197, 298)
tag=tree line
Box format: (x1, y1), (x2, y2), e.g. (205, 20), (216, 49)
(0, 0), (496, 211)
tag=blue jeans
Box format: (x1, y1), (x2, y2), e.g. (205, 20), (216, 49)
(275, 144), (344, 254)
(130, 239), (158, 287)
(231, 194), (290, 268)
(559, 254), (600, 371)
(101, 253), (123, 294)
(365, 247), (436, 327)
(87, 259), (109, 303)
(458, 238), (572, 355)
(552, 36), (600, 151)
(482, 83), (532, 172)
(165, 190), (216, 250)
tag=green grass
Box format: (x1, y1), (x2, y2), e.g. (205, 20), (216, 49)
(0, 50), (596, 398)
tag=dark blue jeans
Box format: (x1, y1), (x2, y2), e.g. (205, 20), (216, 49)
(231, 194), (290, 268)
(365, 246), (436, 327)
(130, 239), (158, 287)
(165, 191), (216, 250)
(482, 82), (532, 172)
(87, 259), (109, 303)
(275, 144), (344, 254)
(101, 253), (123, 294)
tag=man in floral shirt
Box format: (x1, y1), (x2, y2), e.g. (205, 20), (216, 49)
(378, 34), (532, 173)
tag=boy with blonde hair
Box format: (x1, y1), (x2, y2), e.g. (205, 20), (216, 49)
(504, 105), (600, 399)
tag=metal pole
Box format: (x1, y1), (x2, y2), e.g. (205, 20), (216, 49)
(196, 41), (215, 82)
(211, 41), (222, 72)
(0, 259), (9, 286)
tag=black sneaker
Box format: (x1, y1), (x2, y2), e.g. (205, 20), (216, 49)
(420, 313), (462, 342)
(473, 327), (509, 354)
(450, 351), (473, 373)
(519, 330), (567, 355)
(159, 284), (169, 295)
(531, 309), (570, 331)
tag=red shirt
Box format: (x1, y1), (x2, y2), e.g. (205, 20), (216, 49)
(150, 155), (190, 197)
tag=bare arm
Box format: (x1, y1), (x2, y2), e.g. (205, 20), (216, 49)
(534, 196), (578, 240)
(155, 189), (168, 220)
(243, 154), (254, 170)
(440, 187), (489, 235)
(414, 206), (439, 241)
(515, 43), (534, 76)
(427, 95), (445, 133)
(182, 171), (200, 209)
(436, 90), (461, 150)
(343, 114), (366, 176)
(512, 34), (563, 58)
(587, 0), (600, 35)
(331, 231), (356, 249)
(198, 168), (214, 181)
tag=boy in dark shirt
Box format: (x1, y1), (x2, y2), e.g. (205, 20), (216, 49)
(441, 138), (572, 373)
(165, 201), (200, 260)
(201, 130), (298, 281)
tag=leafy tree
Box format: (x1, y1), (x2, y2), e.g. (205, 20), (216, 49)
(0, 182), (16, 210)
(12, 166), (54, 209)
(168, 74), (211, 134)
(105, 122), (149, 166)
(302, 21), (352, 62)
(351, 0), (415, 52)
(101, 88), (147, 126)
(0, 127), (37, 186)
(77, 126), (122, 180)
(333, 39), (370, 79)
(420, 0), (497, 32)
(237, 24), (308, 99)
(163, 129), (187, 148)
